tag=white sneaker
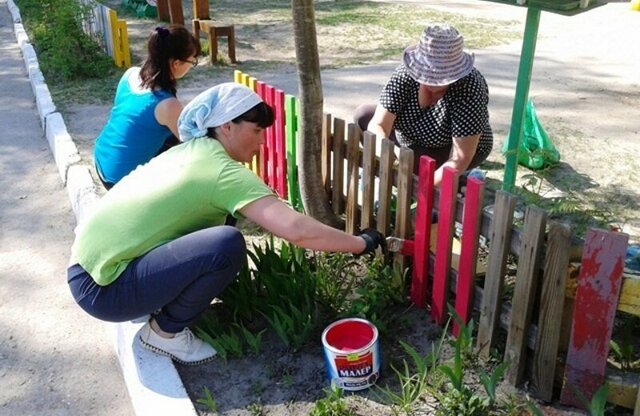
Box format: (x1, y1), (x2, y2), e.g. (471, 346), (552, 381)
(138, 323), (217, 366)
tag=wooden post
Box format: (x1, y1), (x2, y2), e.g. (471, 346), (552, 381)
(560, 229), (628, 408)
(321, 113), (331, 197)
(376, 139), (395, 236)
(634, 386), (640, 416)
(394, 148), (413, 273)
(476, 191), (516, 358)
(453, 176), (485, 336)
(531, 222), (572, 401)
(345, 124), (361, 234)
(193, 0), (210, 20)
(410, 156), (436, 309)
(331, 118), (345, 216)
(431, 167), (459, 326)
(360, 132), (376, 230)
(156, 0), (170, 21)
(504, 206), (547, 386)
(168, 0), (184, 25)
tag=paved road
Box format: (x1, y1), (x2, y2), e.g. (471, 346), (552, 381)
(0, 1), (134, 414)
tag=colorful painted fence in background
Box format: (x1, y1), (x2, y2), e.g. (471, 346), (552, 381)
(232, 68), (638, 411)
(80, 0), (131, 68)
(233, 70), (301, 210)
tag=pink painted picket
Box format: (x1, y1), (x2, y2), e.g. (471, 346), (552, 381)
(264, 85), (277, 190)
(431, 167), (459, 325)
(255, 81), (269, 184)
(274, 89), (288, 198)
(453, 177), (485, 337)
(410, 156), (436, 309)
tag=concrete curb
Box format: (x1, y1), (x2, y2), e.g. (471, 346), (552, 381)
(6, 2), (197, 415)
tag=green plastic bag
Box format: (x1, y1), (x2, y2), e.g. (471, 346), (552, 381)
(502, 99), (560, 170)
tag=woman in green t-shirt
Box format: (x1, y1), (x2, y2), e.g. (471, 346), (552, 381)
(68, 83), (385, 366)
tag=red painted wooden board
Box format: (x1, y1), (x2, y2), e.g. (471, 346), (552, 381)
(431, 167), (458, 325)
(453, 177), (484, 337)
(274, 89), (288, 198)
(256, 81), (268, 183)
(560, 229), (628, 407)
(411, 156), (436, 309)
(264, 85), (277, 190)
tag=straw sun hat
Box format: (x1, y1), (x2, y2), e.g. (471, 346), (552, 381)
(402, 24), (475, 86)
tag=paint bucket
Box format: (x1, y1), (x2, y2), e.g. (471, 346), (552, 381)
(321, 318), (380, 391)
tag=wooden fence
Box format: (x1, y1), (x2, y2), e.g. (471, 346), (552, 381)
(233, 71), (640, 412)
(80, 0), (131, 68)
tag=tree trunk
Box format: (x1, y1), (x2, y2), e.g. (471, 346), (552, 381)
(291, 0), (340, 227)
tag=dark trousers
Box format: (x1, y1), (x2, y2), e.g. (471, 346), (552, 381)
(68, 226), (246, 333)
(353, 103), (489, 174)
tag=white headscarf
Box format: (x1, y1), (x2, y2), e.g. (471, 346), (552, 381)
(178, 82), (263, 141)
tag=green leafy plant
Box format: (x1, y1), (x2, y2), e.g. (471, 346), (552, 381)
(195, 386), (218, 413)
(218, 262), (262, 321)
(16, 0), (114, 81)
(570, 383), (609, 416)
(310, 386), (354, 416)
(195, 315), (243, 362)
(377, 326), (448, 414)
(236, 323), (266, 355)
(247, 402), (265, 416)
(262, 303), (316, 351)
(478, 361), (509, 406)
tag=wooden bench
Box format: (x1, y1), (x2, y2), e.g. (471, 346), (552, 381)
(192, 20), (236, 64)
(191, 0), (236, 64)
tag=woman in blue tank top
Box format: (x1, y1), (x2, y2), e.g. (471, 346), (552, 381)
(94, 26), (201, 189)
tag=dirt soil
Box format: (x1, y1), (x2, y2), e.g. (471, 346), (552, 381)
(56, 1), (639, 415)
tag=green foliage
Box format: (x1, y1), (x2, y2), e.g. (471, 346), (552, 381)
(236, 323), (266, 355)
(16, 0), (114, 81)
(570, 383), (609, 416)
(310, 386), (354, 416)
(247, 402), (265, 416)
(435, 387), (489, 416)
(342, 258), (408, 331)
(219, 262), (262, 321)
(432, 311), (511, 416)
(195, 386), (218, 413)
(195, 314), (243, 362)
(262, 303), (316, 351)
(377, 327), (449, 414)
(478, 361), (509, 406)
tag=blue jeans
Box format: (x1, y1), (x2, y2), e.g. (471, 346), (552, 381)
(67, 226), (246, 333)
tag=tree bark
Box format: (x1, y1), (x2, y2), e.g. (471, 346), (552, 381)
(291, 0), (340, 227)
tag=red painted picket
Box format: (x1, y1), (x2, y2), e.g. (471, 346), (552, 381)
(264, 85), (277, 190)
(453, 177), (485, 337)
(255, 81), (269, 183)
(274, 89), (288, 198)
(431, 167), (459, 325)
(560, 229), (629, 407)
(410, 156), (436, 309)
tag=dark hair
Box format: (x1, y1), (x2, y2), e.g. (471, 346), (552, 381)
(139, 25), (201, 96)
(206, 102), (275, 138)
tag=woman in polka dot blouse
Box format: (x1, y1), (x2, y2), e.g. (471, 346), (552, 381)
(354, 24), (493, 186)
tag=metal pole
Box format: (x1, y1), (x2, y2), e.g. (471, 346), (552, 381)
(502, 6), (541, 191)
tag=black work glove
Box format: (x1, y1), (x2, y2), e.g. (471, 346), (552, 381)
(357, 228), (386, 255)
